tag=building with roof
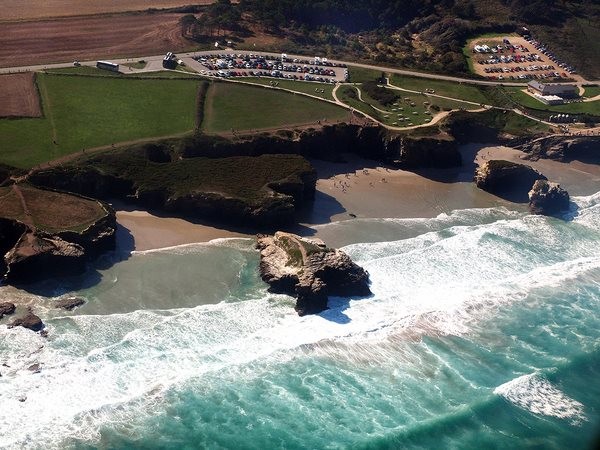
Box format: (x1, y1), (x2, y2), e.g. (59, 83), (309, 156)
(527, 81), (578, 98)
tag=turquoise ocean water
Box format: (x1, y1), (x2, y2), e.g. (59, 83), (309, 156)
(1, 192), (600, 449)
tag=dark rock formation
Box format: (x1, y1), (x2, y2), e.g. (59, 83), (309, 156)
(0, 302), (16, 319)
(9, 311), (43, 332)
(55, 297), (86, 310)
(0, 218), (28, 276)
(528, 179), (570, 216)
(474, 160), (547, 202)
(521, 136), (600, 163)
(256, 232), (371, 315)
(394, 136), (462, 168)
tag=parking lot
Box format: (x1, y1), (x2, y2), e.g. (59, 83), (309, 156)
(192, 52), (348, 83)
(469, 35), (585, 83)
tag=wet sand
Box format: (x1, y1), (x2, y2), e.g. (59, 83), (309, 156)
(116, 145), (600, 251)
(116, 210), (246, 252)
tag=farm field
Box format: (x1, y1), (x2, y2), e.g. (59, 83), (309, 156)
(0, 0), (217, 21)
(201, 82), (349, 133)
(0, 73), (42, 117)
(241, 78), (335, 100)
(0, 13), (195, 68)
(0, 74), (200, 168)
(46, 66), (202, 80)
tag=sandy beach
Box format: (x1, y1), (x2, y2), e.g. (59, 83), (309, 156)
(115, 144), (600, 251)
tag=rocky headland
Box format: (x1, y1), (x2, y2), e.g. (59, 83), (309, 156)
(0, 185), (116, 283)
(520, 136), (600, 163)
(28, 125), (463, 228)
(256, 232), (371, 315)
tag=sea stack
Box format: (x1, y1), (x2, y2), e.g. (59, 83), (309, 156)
(256, 232), (371, 316)
(474, 160), (547, 202)
(528, 179), (570, 216)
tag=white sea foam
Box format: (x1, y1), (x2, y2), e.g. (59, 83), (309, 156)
(1, 200), (599, 448)
(131, 237), (253, 255)
(494, 374), (586, 423)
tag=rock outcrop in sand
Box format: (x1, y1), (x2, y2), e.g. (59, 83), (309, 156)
(528, 180), (570, 216)
(475, 160), (547, 202)
(256, 232), (371, 315)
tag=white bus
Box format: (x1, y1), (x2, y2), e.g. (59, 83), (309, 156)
(96, 61), (119, 72)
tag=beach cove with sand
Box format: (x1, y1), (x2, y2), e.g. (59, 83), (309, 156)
(1, 144), (600, 448)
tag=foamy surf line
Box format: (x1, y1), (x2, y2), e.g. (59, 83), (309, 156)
(494, 374), (586, 423)
(131, 237), (253, 255)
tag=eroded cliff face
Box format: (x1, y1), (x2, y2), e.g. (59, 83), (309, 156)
(521, 136), (600, 163)
(0, 198), (116, 283)
(393, 136), (461, 168)
(256, 232), (371, 316)
(179, 124), (462, 169)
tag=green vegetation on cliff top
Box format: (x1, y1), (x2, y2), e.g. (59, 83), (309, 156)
(71, 149), (314, 204)
(0, 185), (107, 233)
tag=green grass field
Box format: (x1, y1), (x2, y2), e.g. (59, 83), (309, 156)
(45, 66), (123, 77)
(336, 85), (383, 121)
(390, 74), (490, 104)
(0, 73), (201, 168)
(337, 84), (475, 127)
(505, 88), (600, 115)
(583, 86), (600, 99)
(201, 82), (349, 133)
(240, 78), (335, 100)
(347, 66), (382, 84)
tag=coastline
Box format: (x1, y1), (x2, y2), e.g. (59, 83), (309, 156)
(115, 209), (247, 252)
(114, 145), (600, 252)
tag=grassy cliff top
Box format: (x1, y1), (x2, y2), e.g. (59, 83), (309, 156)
(70, 148), (315, 204)
(0, 185), (108, 233)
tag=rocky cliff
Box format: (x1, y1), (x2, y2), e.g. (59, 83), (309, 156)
(474, 160), (547, 202)
(528, 179), (570, 216)
(0, 189), (117, 283)
(520, 136), (600, 163)
(179, 124), (462, 169)
(256, 232), (371, 315)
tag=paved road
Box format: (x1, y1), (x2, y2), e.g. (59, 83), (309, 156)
(1, 49), (597, 87)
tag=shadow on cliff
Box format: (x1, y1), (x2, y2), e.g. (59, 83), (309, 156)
(410, 143), (483, 184)
(11, 225), (135, 297)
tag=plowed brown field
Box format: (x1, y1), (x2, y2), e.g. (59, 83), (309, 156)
(0, 0), (216, 21)
(0, 13), (196, 68)
(0, 72), (41, 117)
